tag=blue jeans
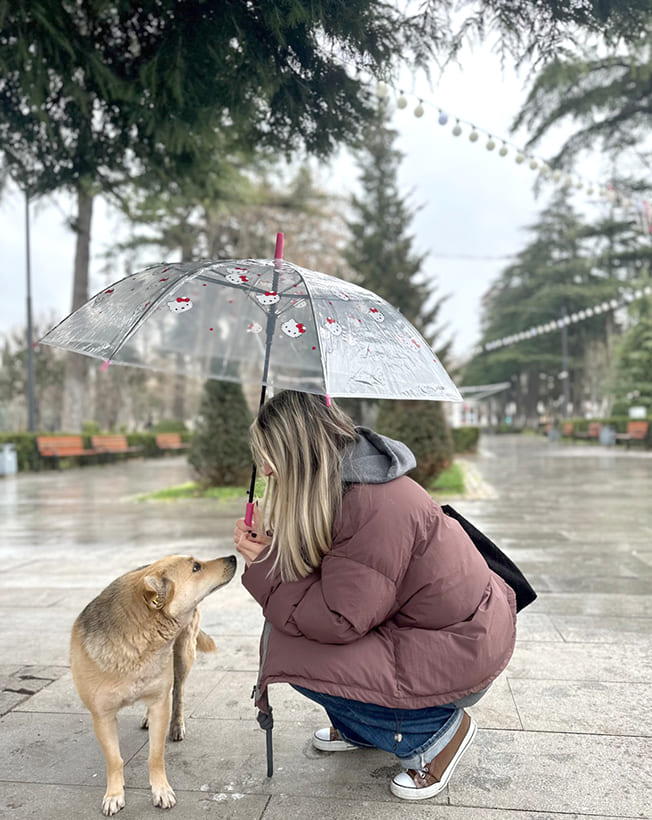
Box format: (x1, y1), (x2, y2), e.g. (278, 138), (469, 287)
(292, 685), (487, 770)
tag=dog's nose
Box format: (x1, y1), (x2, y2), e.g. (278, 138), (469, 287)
(227, 555), (237, 567)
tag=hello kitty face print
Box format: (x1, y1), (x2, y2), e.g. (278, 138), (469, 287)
(247, 321), (263, 334)
(323, 317), (343, 336)
(168, 297), (193, 313)
(225, 267), (249, 285)
(256, 291), (280, 306)
(368, 307), (385, 322)
(281, 319), (307, 338)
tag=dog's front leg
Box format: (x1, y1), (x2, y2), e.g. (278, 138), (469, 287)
(145, 691), (176, 809)
(91, 712), (125, 816)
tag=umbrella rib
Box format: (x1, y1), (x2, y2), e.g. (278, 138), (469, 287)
(300, 272), (329, 395)
(104, 268), (196, 361)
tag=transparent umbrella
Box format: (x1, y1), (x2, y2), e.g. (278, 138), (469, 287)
(40, 236), (461, 404)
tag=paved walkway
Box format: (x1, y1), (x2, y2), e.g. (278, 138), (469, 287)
(1, 436), (650, 819)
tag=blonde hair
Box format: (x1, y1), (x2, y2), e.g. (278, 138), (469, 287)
(249, 391), (357, 581)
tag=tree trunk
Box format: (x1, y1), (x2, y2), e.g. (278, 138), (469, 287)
(61, 187), (94, 432)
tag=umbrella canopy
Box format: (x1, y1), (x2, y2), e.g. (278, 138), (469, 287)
(41, 257), (461, 403)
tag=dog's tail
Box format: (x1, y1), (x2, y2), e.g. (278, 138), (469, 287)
(196, 630), (216, 653)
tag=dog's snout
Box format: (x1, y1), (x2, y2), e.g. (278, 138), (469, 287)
(227, 555), (237, 567)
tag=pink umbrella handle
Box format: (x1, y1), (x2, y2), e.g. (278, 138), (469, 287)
(244, 501), (255, 528)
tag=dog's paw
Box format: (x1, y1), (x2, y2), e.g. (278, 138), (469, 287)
(151, 782), (176, 809)
(140, 713), (149, 730)
(102, 791), (125, 816)
(169, 720), (185, 742)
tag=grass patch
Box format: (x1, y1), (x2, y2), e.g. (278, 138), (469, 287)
(428, 462), (465, 495)
(138, 478), (265, 502)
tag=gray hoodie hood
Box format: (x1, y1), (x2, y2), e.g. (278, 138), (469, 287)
(341, 427), (416, 484)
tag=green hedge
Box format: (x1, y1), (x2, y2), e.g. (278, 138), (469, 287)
(0, 431), (192, 472)
(451, 426), (480, 453)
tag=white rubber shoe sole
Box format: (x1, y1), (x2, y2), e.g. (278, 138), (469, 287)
(312, 727), (360, 752)
(390, 715), (477, 800)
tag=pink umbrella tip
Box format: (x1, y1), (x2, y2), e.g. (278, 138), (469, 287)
(274, 232), (284, 261)
(100, 359), (111, 372)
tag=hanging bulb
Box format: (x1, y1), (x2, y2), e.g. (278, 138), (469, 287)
(552, 170), (562, 182)
(540, 164), (551, 176)
(452, 120), (462, 136)
(576, 179), (584, 189)
(469, 128), (479, 142)
(563, 175), (573, 187)
(529, 158), (538, 170)
(486, 137), (496, 151)
(414, 101), (424, 118)
(438, 110), (448, 126)
(376, 81), (389, 98)
(587, 185), (594, 195)
(515, 153), (525, 164)
(397, 94), (408, 109)
(499, 143), (508, 157)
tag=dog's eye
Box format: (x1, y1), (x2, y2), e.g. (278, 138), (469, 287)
(193, 562), (202, 573)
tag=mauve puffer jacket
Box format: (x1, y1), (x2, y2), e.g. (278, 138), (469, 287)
(243, 475), (517, 710)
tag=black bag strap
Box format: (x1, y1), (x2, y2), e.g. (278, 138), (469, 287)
(442, 504), (537, 612)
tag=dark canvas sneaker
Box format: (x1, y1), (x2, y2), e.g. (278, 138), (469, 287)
(390, 711), (477, 800)
(312, 726), (360, 751)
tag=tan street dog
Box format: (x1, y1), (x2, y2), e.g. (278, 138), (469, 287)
(70, 554), (237, 816)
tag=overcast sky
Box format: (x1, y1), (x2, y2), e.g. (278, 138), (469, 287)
(1, 41), (599, 362)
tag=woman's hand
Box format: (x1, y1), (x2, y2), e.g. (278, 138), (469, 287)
(234, 503), (272, 567)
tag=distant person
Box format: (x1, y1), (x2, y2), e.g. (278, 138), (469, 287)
(234, 390), (516, 800)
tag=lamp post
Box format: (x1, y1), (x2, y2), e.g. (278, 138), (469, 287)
(560, 307), (570, 418)
(25, 191), (36, 432)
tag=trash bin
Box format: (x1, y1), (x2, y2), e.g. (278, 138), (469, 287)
(599, 426), (616, 447)
(0, 443), (18, 475)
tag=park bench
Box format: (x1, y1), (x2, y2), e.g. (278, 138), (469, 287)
(36, 435), (99, 468)
(91, 434), (143, 458)
(155, 433), (190, 451)
(575, 421), (602, 441)
(561, 422), (574, 437)
(614, 420), (649, 449)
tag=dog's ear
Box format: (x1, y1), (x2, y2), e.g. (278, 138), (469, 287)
(143, 574), (172, 610)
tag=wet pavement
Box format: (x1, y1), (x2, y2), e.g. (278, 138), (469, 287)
(0, 435), (651, 819)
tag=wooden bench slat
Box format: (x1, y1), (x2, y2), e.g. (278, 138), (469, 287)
(37, 436), (98, 458)
(155, 433), (190, 450)
(91, 435), (143, 454)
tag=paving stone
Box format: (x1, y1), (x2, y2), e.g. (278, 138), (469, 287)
(0, 711), (147, 786)
(262, 794), (630, 820)
(550, 614), (652, 644)
(506, 641), (652, 683)
(531, 592), (652, 617)
(508, 678), (652, 736)
(0, 782), (269, 819)
(451, 729), (652, 817)
(125, 718), (411, 804)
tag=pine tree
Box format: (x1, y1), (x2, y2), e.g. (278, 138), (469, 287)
(344, 98), (449, 350)
(464, 192), (625, 422)
(343, 98), (453, 481)
(189, 381), (253, 487)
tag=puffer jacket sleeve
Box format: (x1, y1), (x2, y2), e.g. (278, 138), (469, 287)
(242, 504), (408, 644)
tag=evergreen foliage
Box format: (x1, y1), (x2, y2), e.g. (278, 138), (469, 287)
(512, 42), (652, 167)
(376, 399), (453, 487)
(463, 192), (625, 420)
(609, 303), (652, 411)
(343, 98), (450, 350)
(189, 381), (253, 487)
